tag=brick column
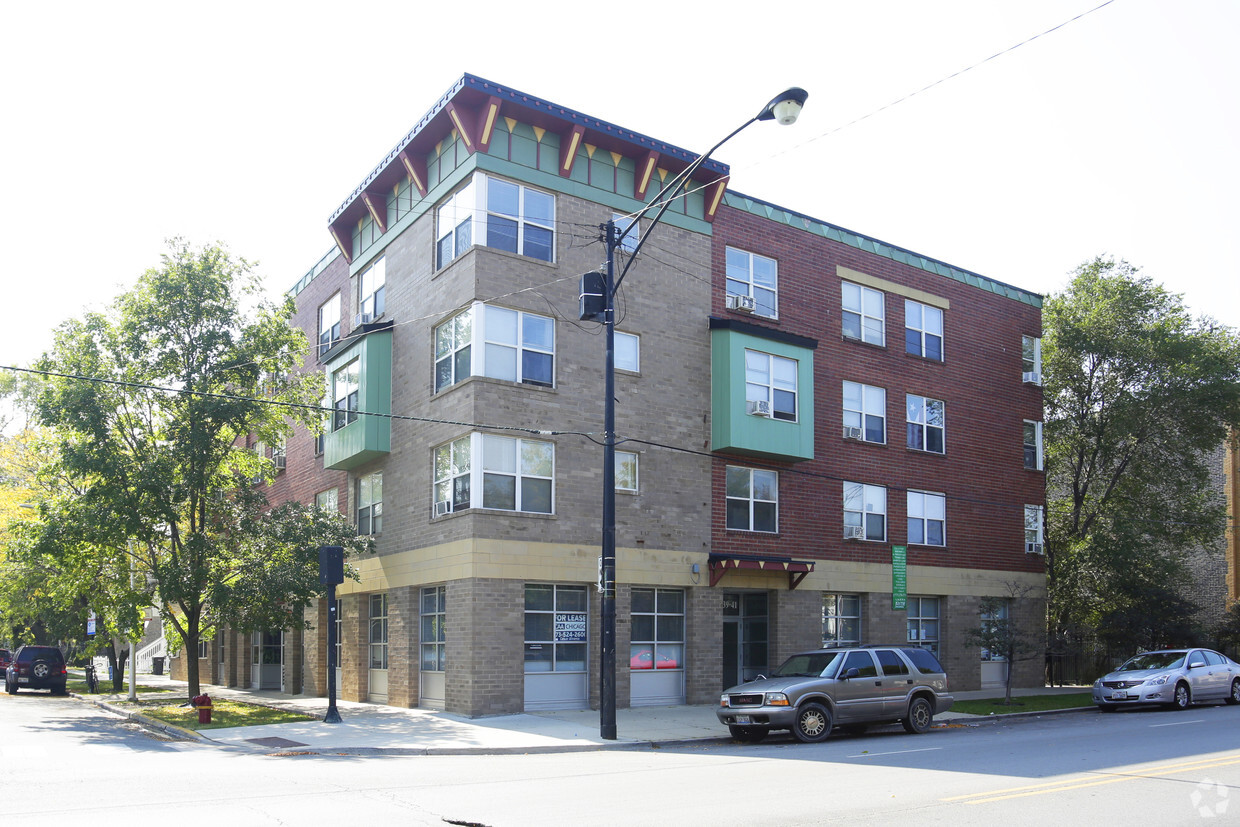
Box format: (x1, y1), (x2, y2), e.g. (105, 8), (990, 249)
(686, 586), (723, 703)
(386, 585), (419, 707)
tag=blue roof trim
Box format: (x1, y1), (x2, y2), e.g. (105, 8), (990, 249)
(724, 191), (1042, 307)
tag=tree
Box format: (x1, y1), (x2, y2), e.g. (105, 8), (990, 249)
(963, 584), (1043, 705)
(30, 239), (370, 697)
(1043, 257), (1240, 648)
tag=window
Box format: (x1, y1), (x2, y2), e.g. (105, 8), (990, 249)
(875, 648), (910, 676)
(434, 433), (554, 514)
(197, 640), (208, 659)
(843, 381), (886, 443)
(906, 395), (945, 454)
(843, 481), (886, 541)
(613, 213), (640, 255)
(840, 650), (878, 678)
(272, 440), (286, 470)
(1022, 335), (1042, 384)
(524, 584), (587, 673)
(725, 247), (778, 317)
(1025, 505), (1044, 547)
(358, 256), (386, 321)
(905, 300), (943, 360)
(434, 304), (554, 391)
(318, 294), (341, 358)
(436, 177), (476, 268)
(906, 597), (940, 655)
(332, 360), (359, 431)
(842, 282), (884, 345)
(1023, 420), (1044, 470)
(726, 466), (778, 532)
(980, 600), (1010, 662)
(907, 491), (946, 546)
(615, 331), (640, 372)
(822, 594), (861, 647)
(420, 586), (446, 672)
(357, 472), (382, 535)
(746, 350), (798, 421)
(616, 450), (638, 492)
(315, 488), (338, 513)
(369, 593), (388, 670)
(630, 588), (684, 670)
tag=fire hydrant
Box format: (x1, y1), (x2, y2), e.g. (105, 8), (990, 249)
(192, 693), (212, 724)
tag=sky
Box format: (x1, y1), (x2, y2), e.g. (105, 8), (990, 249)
(2, 0), (1237, 374)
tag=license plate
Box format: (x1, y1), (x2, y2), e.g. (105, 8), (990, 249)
(734, 715), (752, 724)
(18, 677), (29, 684)
(1109, 691), (1127, 700)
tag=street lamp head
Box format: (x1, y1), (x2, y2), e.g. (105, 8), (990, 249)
(757, 87), (809, 126)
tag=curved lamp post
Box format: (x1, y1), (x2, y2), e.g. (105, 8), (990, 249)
(593, 87), (808, 739)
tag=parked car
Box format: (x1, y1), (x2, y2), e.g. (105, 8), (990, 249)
(717, 645), (954, 743)
(4, 645), (69, 695)
(1092, 648), (1240, 711)
(0, 648), (12, 674)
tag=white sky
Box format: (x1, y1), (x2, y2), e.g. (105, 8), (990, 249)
(2, 0), (1237, 373)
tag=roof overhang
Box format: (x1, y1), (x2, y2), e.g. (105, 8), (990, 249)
(708, 553), (815, 590)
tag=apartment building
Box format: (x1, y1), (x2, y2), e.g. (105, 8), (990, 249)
(175, 74), (1046, 714)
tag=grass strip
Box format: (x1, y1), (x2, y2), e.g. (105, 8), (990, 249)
(951, 693), (1093, 715)
(134, 698), (316, 730)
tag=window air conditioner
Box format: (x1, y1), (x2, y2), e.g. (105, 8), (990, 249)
(726, 294), (756, 312)
(843, 426), (863, 440)
(354, 312), (374, 327)
(844, 525), (865, 540)
(747, 399), (772, 417)
(1026, 542), (1044, 555)
(434, 500), (452, 518)
(1022, 371), (1042, 385)
(273, 455), (286, 470)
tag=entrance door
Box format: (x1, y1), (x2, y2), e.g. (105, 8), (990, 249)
(722, 592), (769, 689)
(250, 631), (282, 690)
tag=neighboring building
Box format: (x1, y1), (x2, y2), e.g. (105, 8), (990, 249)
(172, 74), (1046, 712)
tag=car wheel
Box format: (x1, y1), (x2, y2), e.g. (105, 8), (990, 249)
(791, 702), (833, 743)
(902, 697), (934, 734)
(1168, 682), (1191, 710)
(1227, 679), (1240, 706)
(728, 725), (768, 743)
(6, 678), (17, 695)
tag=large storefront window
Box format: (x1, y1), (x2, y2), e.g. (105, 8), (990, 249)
(524, 584), (587, 673)
(369, 593), (389, 670)
(630, 588), (684, 670)
(823, 594), (861, 647)
(421, 586), (446, 671)
(907, 596), (940, 655)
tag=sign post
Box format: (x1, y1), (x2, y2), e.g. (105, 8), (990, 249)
(318, 546), (345, 724)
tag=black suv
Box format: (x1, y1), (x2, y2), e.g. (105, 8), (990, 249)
(5, 645), (69, 695)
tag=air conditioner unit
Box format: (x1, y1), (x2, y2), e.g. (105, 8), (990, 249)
(843, 426), (863, 440)
(844, 525), (865, 540)
(1022, 371), (1042, 385)
(354, 312), (374, 327)
(434, 500), (452, 518)
(726, 294), (756, 312)
(273, 455), (286, 470)
(747, 399), (772, 417)
(1026, 542), (1044, 555)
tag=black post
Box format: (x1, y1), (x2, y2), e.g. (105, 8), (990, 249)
(600, 219), (618, 740)
(324, 584), (341, 723)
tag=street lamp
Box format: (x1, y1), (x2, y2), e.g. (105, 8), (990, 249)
(587, 87), (808, 740)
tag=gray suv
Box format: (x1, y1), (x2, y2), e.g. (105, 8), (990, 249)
(717, 645), (954, 743)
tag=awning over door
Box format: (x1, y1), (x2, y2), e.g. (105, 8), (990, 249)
(708, 553), (815, 589)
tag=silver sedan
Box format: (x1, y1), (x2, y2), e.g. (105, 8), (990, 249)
(1092, 648), (1240, 711)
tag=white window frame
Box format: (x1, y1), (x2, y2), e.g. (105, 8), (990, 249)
(524, 584), (588, 674)
(434, 303), (555, 391)
(433, 433), (554, 514)
(843, 481), (886, 541)
(357, 472), (382, 535)
(725, 246), (778, 318)
(630, 588), (685, 671)
(726, 466), (778, 533)
(436, 174), (556, 268)
(1023, 420), (1044, 470)
(906, 394), (946, 454)
(822, 594), (862, 647)
(331, 360), (359, 432)
(843, 381), (886, 443)
(369, 592), (388, 670)
(420, 586), (447, 672)
(980, 599), (1010, 662)
(615, 331), (640, 373)
(616, 450), (639, 492)
(906, 596), (940, 655)
(1025, 504), (1044, 546)
(905, 299), (943, 361)
(358, 256), (386, 321)
(315, 488), (338, 513)
(485, 176), (555, 262)
(436, 177), (476, 268)
(842, 282), (885, 346)
(1022, 335), (1043, 384)
(745, 350), (798, 422)
(318, 293), (341, 358)
(907, 490), (946, 547)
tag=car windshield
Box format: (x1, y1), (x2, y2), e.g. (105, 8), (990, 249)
(1117, 652), (1186, 672)
(773, 652), (844, 678)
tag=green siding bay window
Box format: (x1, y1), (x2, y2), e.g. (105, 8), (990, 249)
(324, 327), (392, 470)
(710, 321), (815, 462)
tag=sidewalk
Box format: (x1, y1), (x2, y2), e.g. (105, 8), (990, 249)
(84, 674), (1092, 756)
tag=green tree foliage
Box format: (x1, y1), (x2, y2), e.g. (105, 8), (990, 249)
(963, 585), (1042, 705)
(28, 240), (370, 696)
(1043, 257), (1240, 649)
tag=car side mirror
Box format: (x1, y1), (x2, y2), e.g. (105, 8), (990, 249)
(1189, 661), (1206, 669)
(843, 667), (860, 680)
